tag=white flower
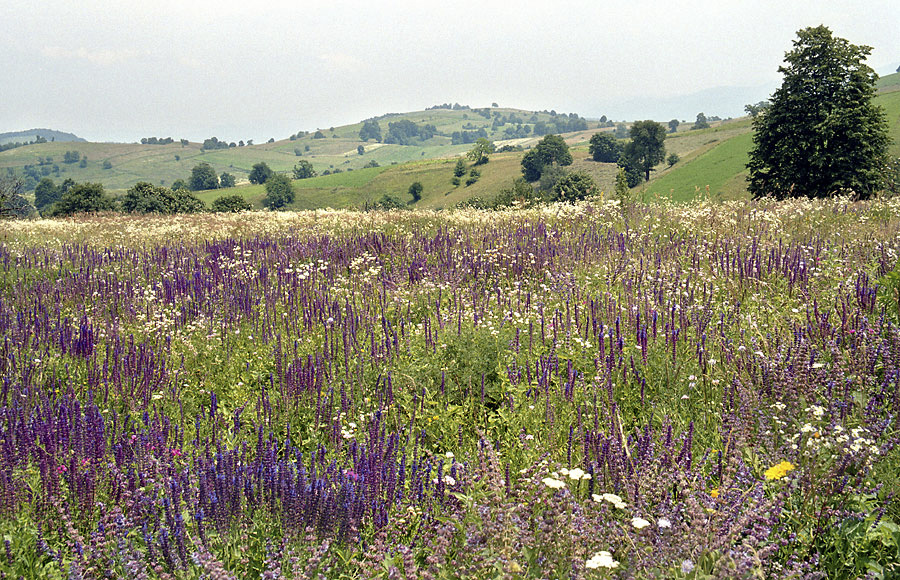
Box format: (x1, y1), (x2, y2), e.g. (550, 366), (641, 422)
(443, 475), (456, 486)
(542, 477), (565, 489)
(586, 551), (619, 569)
(594, 493), (626, 509)
(631, 517), (651, 529)
(657, 517), (672, 528)
(445, 451), (454, 459)
(567, 467), (586, 480)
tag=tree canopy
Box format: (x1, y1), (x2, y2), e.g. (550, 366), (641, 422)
(190, 163), (219, 191)
(588, 133), (623, 163)
(292, 160), (317, 179)
(249, 162), (274, 185)
(521, 135), (573, 182)
(263, 174), (294, 209)
(466, 138), (494, 165)
(49, 182), (114, 216)
(622, 121), (667, 182)
(747, 26), (890, 200)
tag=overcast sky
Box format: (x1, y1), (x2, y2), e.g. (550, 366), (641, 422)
(3, 0), (899, 143)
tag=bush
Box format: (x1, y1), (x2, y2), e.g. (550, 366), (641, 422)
(211, 195), (252, 213)
(552, 171), (598, 202)
(292, 160), (317, 180)
(48, 182), (114, 216)
(588, 132), (623, 162)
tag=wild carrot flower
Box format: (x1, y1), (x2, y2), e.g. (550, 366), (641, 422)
(631, 517), (651, 530)
(542, 477), (565, 489)
(586, 551), (619, 569)
(764, 460), (795, 480)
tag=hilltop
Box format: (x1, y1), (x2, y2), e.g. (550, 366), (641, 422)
(0, 129), (85, 146)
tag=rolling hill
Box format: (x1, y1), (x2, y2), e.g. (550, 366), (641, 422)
(5, 72), (899, 211)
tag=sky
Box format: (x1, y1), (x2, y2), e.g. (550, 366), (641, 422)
(3, 0), (899, 143)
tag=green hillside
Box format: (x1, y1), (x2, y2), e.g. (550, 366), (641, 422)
(0, 107), (591, 195)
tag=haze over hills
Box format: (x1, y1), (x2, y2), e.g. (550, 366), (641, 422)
(0, 129), (86, 146)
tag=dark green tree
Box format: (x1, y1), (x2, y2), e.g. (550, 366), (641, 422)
(453, 158), (467, 178)
(693, 113), (710, 130)
(49, 182), (114, 216)
(617, 157), (643, 188)
(408, 181), (423, 203)
(190, 162), (219, 190)
(34, 178), (61, 210)
(121, 182), (205, 214)
(588, 132), (623, 162)
(357, 145), (365, 155)
(171, 179), (189, 191)
(249, 162), (274, 185)
(667, 153), (680, 167)
(359, 120), (382, 142)
(263, 174), (294, 209)
(747, 26), (890, 200)
(292, 160), (317, 179)
(520, 134), (573, 182)
(553, 171), (598, 203)
(211, 195), (252, 212)
(622, 121), (667, 181)
(219, 172), (236, 188)
(63, 150), (80, 164)
(668, 119), (680, 133)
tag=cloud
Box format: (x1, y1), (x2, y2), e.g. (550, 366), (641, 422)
(41, 45), (139, 66)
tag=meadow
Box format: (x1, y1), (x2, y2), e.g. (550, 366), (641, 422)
(1, 197), (898, 579)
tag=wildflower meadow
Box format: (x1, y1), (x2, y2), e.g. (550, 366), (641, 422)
(0, 197), (898, 579)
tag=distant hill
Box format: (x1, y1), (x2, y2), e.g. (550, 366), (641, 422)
(0, 129), (86, 146)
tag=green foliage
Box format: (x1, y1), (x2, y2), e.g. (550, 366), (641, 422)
(34, 178), (62, 210)
(249, 162), (274, 185)
(121, 182), (205, 214)
(668, 119), (680, 133)
(744, 101), (770, 118)
(492, 178), (537, 208)
(359, 120), (382, 142)
(667, 153), (680, 167)
(262, 174), (294, 209)
(747, 25), (890, 200)
(292, 160), (317, 179)
(614, 167), (631, 203)
(617, 157), (643, 188)
(588, 132), (623, 162)
(190, 162), (219, 191)
(552, 171), (598, 202)
(62, 150), (80, 164)
(694, 113), (710, 130)
(466, 168), (481, 186)
(466, 138), (494, 165)
(521, 134), (572, 182)
(171, 178), (189, 191)
(219, 172), (236, 188)
(623, 120), (667, 181)
(374, 194), (406, 210)
(358, 145), (365, 156)
(363, 160), (380, 169)
(408, 181), (423, 203)
(453, 158), (467, 178)
(48, 182), (114, 216)
(211, 194), (252, 213)
(102, 160), (112, 170)
(537, 163), (568, 193)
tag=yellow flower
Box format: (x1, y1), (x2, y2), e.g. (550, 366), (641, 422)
(764, 460), (795, 480)
(710, 488), (719, 498)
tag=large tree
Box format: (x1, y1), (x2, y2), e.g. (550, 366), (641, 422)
(747, 26), (890, 200)
(466, 138), (494, 165)
(588, 132), (623, 162)
(263, 174), (294, 209)
(190, 162), (219, 191)
(249, 162), (274, 185)
(521, 134), (573, 182)
(622, 121), (666, 182)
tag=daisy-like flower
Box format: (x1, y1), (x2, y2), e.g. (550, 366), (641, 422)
(586, 551), (619, 569)
(764, 460), (795, 480)
(542, 477), (565, 489)
(631, 517), (651, 530)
